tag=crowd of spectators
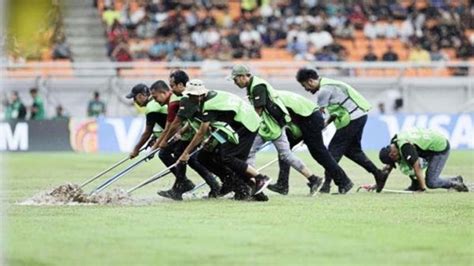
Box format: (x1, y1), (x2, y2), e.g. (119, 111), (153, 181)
(99, 0), (473, 63)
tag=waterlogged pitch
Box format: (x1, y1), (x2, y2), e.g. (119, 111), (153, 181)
(4, 151), (473, 265)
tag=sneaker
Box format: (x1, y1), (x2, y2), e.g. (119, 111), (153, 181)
(254, 175), (272, 195)
(218, 181), (234, 197)
(157, 189), (183, 201)
(405, 179), (420, 191)
(208, 184), (221, 199)
(338, 181), (354, 194)
(319, 180), (331, 194)
(250, 192), (269, 202)
(307, 175), (323, 196)
(267, 183), (289, 195)
(452, 175), (464, 183)
(178, 179), (195, 193)
(374, 169), (389, 193)
(452, 181), (469, 192)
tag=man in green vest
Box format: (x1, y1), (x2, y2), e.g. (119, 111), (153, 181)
(149, 71), (220, 200)
(126, 83), (196, 197)
(296, 68), (387, 193)
(379, 128), (468, 192)
(175, 79), (272, 201)
(229, 64), (323, 195)
(126, 83), (168, 160)
(29, 88), (46, 120)
(5, 91), (27, 120)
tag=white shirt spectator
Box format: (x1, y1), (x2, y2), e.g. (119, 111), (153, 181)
(400, 18), (414, 43)
(309, 30), (333, 50)
(364, 21), (377, 39)
(375, 21), (387, 38)
(203, 28), (220, 45)
(385, 22), (399, 39)
(130, 7), (146, 24)
(191, 30), (206, 48)
(240, 28), (261, 46)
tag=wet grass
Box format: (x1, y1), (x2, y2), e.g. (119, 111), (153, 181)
(3, 151), (474, 265)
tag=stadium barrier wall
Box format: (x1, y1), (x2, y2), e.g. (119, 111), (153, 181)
(1, 113), (472, 152)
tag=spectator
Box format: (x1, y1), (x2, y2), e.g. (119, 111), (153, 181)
(363, 16), (378, 39)
(363, 45), (378, 61)
(382, 45), (399, 61)
(107, 20), (129, 56)
(335, 20), (355, 40)
(348, 4), (366, 29)
(308, 25), (333, 50)
(111, 37), (133, 62)
(52, 36), (71, 60)
(29, 88), (45, 120)
(240, 23), (262, 49)
(400, 16), (415, 43)
(135, 15), (156, 39)
(287, 36), (308, 59)
(87, 91), (106, 117)
(4, 91), (27, 120)
(129, 39), (149, 59)
(54, 105), (69, 120)
(385, 18), (399, 39)
(102, 7), (121, 28)
(429, 44), (447, 61)
(408, 43), (431, 62)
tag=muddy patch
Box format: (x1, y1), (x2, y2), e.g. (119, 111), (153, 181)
(17, 183), (165, 206)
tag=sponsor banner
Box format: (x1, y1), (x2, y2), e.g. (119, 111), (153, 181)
(96, 113), (473, 153)
(69, 118), (98, 153)
(0, 120), (73, 152)
(97, 117), (146, 152)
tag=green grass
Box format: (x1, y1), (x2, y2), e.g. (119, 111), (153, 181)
(3, 151), (474, 266)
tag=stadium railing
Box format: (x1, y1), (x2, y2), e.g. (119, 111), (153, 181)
(2, 61), (473, 79)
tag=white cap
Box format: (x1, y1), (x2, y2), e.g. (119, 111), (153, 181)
(184, 79), (208, 95)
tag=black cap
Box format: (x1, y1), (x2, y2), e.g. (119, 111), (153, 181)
(126, 84), (149, 99)
(379, 145), (396, 168)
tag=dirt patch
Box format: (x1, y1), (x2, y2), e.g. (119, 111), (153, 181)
(17, 183), (164, 206)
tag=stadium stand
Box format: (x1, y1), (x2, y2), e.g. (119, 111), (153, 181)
(5, 0), (474, 78)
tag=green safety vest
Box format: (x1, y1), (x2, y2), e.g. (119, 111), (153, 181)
(202, 90), (261, 133)
(186, 117), (239, 153)
(248, 76), (290, 141)
(393, 128), (448, 176)
(145, 99), (168, 137)
(277, 90), (319, 139)
(320, 78), (372, 129)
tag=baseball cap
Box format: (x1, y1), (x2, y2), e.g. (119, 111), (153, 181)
(379, 145), (396, 168)
(227, 64), (251, 80)
(184, 79), (208, 96)
(126, 83), (149, 99)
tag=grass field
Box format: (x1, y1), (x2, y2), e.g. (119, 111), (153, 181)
(3, 151), (474, 266)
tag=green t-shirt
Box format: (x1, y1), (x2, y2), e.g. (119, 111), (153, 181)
(87, 100), (106, 117)
(31, 96), (46, 120)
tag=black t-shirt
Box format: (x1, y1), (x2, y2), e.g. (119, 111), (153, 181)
(400, 143), (419, 166)
(398, 142), (449, 166)
(177, 97), (199, 120)
(146, 112), (167, 129)
(247, 79), (286, 126)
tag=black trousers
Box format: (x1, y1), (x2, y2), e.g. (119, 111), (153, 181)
(198, 127), (257, 183)
(325, 115), (378, 184)
(158, 140), (215, 186)
(295, 111), (352, 187)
